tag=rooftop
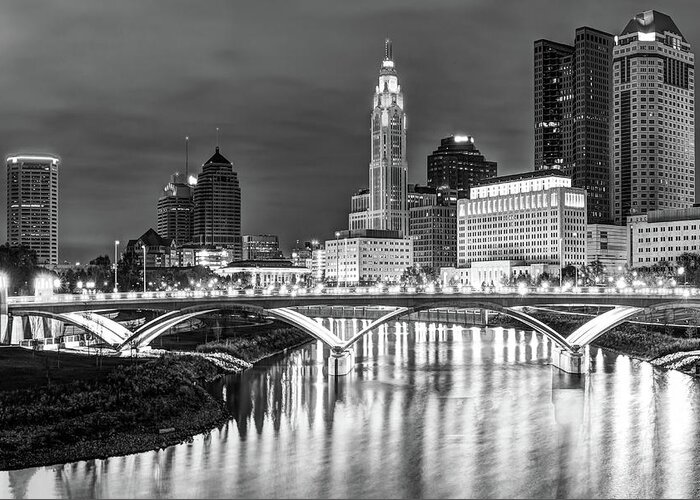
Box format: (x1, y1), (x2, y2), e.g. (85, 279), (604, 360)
(473, 169), (568, 187)
(203, 147), (232, 166)
(620, 10), (686, 43)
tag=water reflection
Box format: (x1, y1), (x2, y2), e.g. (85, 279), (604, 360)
(3, 320), (700, 499)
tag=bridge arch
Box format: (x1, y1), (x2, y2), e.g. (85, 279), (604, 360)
(119, 304), (345, 352)
(566, 306), (644, 347)
(565, 301), (700, 348)
(118, 299), (581, 353)
(15, 310), (133, 347)
(339, 300), (574, 352)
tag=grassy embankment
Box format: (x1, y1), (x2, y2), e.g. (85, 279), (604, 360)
(491, 309), (700, 364)
(0, 322), (311, 471)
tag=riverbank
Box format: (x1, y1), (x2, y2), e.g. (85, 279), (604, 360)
(0, 324), (311, 471)
(490, 310), (700, 370)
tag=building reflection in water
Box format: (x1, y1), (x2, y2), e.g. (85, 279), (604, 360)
(3, 319), (700, 498)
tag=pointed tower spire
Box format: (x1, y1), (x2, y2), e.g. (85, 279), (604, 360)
(216, 127), (219, 151)
(384, 38), (392, 60)
(185, 136), (189, 178)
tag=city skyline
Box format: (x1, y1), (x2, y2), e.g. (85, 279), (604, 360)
(1, 1), (699, 261)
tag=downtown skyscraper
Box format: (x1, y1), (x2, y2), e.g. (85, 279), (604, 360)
(534, 27), (613, 223)
(157, 172), (194, 245)
(350, 39), (408, 236)
(6, 154), (59, 266)
(612, 10), (695, 224)
(193, 146), (242, 260)
(427, 135), (497, 198)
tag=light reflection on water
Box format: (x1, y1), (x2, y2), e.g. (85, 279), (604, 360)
(2, 319), (700, 499)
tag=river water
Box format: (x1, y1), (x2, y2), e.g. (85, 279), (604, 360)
(2, 318), (700, 499)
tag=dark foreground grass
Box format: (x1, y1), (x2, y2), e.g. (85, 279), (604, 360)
(0, 324), (312, 471)
(0, 347), (143, 392)
(0, 354), (229, 470)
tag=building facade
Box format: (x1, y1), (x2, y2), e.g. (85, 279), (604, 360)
(6, 154), (59, 266)
(612, 10), (695, 224)
(310, 247), (326, 283)
(586, 223), (628, 269)
(627, 207), (700, 268)
(457, 170), (587, 284)
(157, 172), (194, 245)
(216, 260), (310, 287)
(192, 147), (242, 259)
(349, 189), (370, 230)
(325, 229), (412, 285)
(407, 184), (458, 272)
(427, 135), (497, 198)
(534, 40), (573, 171)
(242, 234), (283, 260)
(534, 27), (614, 223)
(125, 228), (175, 269)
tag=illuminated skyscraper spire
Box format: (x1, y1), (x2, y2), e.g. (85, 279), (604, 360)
(367, 38), (408, 236)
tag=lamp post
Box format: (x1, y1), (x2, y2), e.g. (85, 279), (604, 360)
(572, 232), (578, 286)
(113, 240), (120, 293)
(679, 266), (686, 286)
(335, 231), (340, 288)
(343, 235), (348, 288)
(141, 244), (147, 293)
(559, 237), (564, 286)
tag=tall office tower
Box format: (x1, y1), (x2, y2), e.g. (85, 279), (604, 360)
(6, 154), (59, 266)
(534, 40), (573, 171)
(612, 10), (695, 224)
(242, 234), (283, 260)
(534, 27), (614, 223)
(427, 135), (497, 198)
(193, 147), (242, 259)
(367, 38), (408, 236)
(157, 172), (194, 245)
(408, 185), (458, 271)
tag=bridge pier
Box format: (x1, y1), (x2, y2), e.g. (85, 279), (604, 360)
(327, 349), (355, 376)
(551, 348), (586, 375)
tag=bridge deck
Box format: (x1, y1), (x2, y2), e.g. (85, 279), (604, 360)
(7, 290), (700, 314)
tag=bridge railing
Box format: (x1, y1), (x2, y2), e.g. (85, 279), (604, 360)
(5, 284), (700, 305)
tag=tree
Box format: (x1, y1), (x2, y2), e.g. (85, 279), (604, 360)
(0, 244), (40, 295)
(677, 252), (700, 286)
(535, 272), (553, 287)
(400, 266), (421, 286)
(117, 251), (142, 291)
(561, 264), (577, 284)
(230, 271), (253, 287)
(88, 255), (112, 291)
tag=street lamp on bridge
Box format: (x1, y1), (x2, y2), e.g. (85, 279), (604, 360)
(141, 244), (147, 294)
(113, 240), (120, 293)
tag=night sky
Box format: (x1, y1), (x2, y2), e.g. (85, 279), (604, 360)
(1, 0), (698, 262)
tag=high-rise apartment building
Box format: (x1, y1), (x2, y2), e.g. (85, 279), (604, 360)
(350, 39), (408, 236)
(193, 147), (242, 260)
(427, 135), (497, 198)
(157, 172), (194, 245)
(6, 154), (59, 266)
(612, 10), (695, 224)
(534, 27), (613, 223)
